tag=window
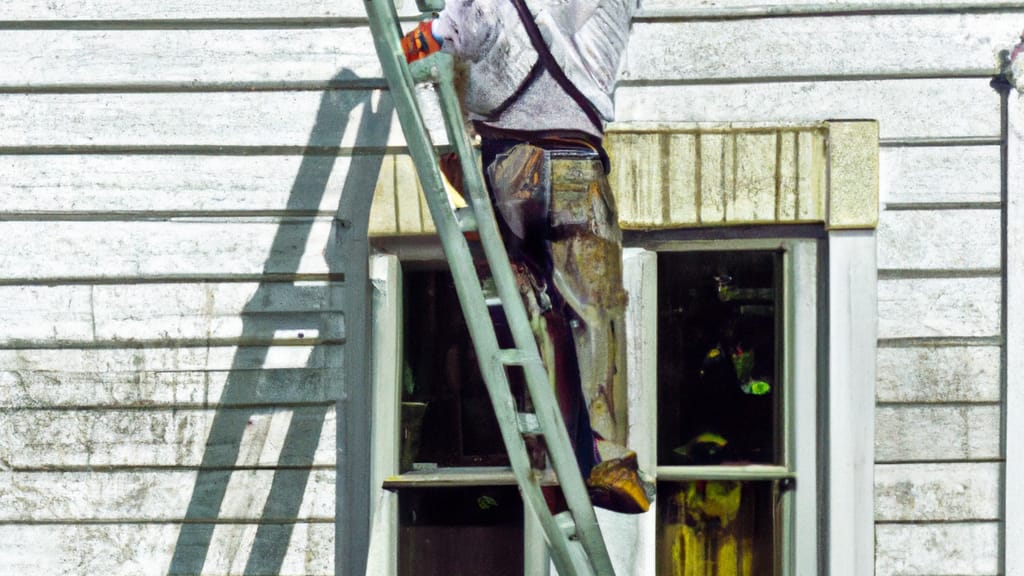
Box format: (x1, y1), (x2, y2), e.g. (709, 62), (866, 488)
(370, 239), (820, 575)
(395, 262), (524, 576)
(625, 240), (819, 576)
(368, 251), (535, 576)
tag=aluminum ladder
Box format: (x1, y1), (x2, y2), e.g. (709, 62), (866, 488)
(363, 0), (616, 574)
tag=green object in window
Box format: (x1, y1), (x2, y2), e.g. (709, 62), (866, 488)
(740, 379), (771, 396)
(477, 495), (499, 510)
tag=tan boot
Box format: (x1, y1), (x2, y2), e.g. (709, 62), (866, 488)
(586, 452), (653, 514)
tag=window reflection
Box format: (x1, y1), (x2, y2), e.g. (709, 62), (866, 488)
(656, 481), (779, 576)
(657, 251), (782, 467)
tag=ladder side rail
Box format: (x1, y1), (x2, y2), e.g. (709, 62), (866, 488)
(363, 2), (613, 574)
(362, 2), (589, 573)
(356, 6), (577, 565)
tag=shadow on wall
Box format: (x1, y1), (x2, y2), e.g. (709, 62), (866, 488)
(167, 69), (392, 576)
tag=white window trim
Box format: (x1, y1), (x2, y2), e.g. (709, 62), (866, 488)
(1004, 90), (1023, 576)
(825, 231), (877, 576)
(367, 253), (402, 576)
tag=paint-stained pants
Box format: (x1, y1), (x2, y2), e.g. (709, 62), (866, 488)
(485, 143), (630, 479)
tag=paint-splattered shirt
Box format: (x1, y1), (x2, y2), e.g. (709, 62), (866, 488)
(432, 0), (634, 138)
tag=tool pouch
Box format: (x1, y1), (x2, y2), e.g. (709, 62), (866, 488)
(487, 143), (551, 242)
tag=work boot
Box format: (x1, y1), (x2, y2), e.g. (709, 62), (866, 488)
(586, 451), (654, 514)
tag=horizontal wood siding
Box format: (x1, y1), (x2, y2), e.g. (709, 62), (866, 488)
(0, 524), (334, 576)
(616, 79), (1000, 140)
(0, 2), (394, 574)
(0, 1), (1012, 574)
(1, 408), (337, 469)
(616, 4), (1011, 575)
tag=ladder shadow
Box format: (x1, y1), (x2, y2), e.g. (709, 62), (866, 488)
(167, 69), (392, 576)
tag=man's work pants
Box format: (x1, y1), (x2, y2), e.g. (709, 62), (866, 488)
(485, 143), (630, 478)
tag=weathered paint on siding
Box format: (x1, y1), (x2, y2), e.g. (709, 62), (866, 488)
(875, 462), (1002, 521)
(0, 523), (334, 576)
(616, 78), (1001, 141)
(875, 405), (1001, 462)
(1, 409), (337, 468)
(875, 523), (1000, 575)
(0, 0), (1014, 574)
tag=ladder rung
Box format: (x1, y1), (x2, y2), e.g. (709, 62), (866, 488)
(455, 206), (478, 233)
(517, 412), (541, 434)
(554, 511), (579, 540)
(494, 348), (536, 366)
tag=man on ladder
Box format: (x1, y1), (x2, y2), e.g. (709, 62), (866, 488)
(402, 0), (653, 515)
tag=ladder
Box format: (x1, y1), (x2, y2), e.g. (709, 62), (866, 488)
(363, 1), (616, 575)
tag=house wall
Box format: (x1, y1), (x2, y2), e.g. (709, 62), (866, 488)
(0, 0), (1017, 575)
(618, 3), (1012, 574)
(0, 1), (399, 574)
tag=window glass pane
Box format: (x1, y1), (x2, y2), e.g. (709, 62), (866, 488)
(398, 486), (524, 576)
(401, 265), (509, 469)
(657, 251), (782, 466)
(656, 480), (780, 575)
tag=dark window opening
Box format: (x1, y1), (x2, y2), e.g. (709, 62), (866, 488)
(398, 486), (524, 576)
(657, 250), (783, 467)
(401, 264), (509, 469)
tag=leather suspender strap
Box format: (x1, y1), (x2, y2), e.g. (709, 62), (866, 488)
(508, 0), (605, 133)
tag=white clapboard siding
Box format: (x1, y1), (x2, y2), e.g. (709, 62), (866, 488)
(0, 29), (382, 87)
(876, 209), (1001, 270)
(615, 78), (999, 141)
(0, 523), (333, 576)
(880, 146), (1002, 205)
(876, 347), (1002, 403)
(640, 0), (1019, 12)
(0, 367), (335, 408)
(0, 470), (335, 521)
(0, 345), (335, 373)
(877, 277), (1001, 339)
(0, 90), (445, 149)
(623, 15), (1014, 81)
(0, 408), (337, 468)
(875, 405), (1001, 462)
(6, 16), (1015, 88)
(0, 346), (336, 407)
(5, 0), (1012, 20)
(0, 282), (345, 345)
(4, 0), (416, 20)
(875, 523), (999, 576)
(0, 222), (340, 282)
(0, 155), (375, 215)
(875, 462), (1001, 522)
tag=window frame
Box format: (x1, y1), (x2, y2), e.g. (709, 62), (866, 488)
(366, 249), (546, 576)
(367, 230), (876, 576)
(624, 238), (819, 576)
